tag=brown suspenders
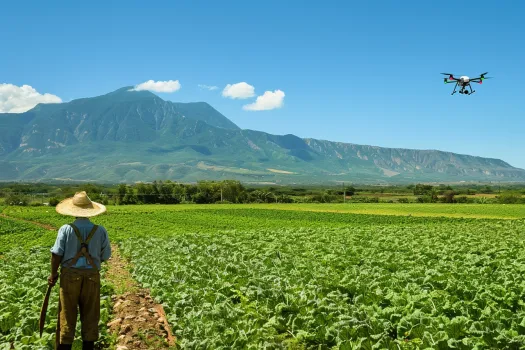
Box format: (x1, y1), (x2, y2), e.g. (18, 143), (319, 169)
(66, 223), (99, 268)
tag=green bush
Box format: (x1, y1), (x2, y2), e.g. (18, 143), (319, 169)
(48, 197), (60, 206)
(5, 193), (29, 206)
(497, 192), (521, 204)
(455, 196), (468, 203)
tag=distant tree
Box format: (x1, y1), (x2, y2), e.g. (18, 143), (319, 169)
(345, 186), (356, 196)
(172, 184), (187, 203)
(123, 186), (138, 204)
(277, 194), (294, 203)
(80, 183), (104, 201)
(194, 181), (221, 204)
(117, 184), (127, 204)
(482, 185), (493, 194)
(221, 180), (246, 203)
(442, 190), (456, 203)
(6, 193), (29, 206)
(414, 184), (434, 196)
(158, 181), (178, 204)
(49, 197), (60, 206)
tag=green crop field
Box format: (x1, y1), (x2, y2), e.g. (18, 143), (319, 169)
(1, 204), (525, 349)
(0, 217), (114, 350)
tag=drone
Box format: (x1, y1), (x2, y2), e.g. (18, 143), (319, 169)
(441, 72), (492, 95)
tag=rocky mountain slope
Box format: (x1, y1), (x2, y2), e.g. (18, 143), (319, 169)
(0, 87), (523, 184)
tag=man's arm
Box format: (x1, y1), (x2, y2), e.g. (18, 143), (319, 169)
(100, 227), (112, 263)
(48, 226), (66, 286)
(48, 253), (62, 286)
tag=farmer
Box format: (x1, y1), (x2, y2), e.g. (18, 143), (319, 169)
(48, 191), (112, 350)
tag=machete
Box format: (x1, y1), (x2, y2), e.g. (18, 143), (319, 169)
(39, 284), (53, 338)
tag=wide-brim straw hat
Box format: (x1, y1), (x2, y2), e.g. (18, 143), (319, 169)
(56, 191), (106, 218)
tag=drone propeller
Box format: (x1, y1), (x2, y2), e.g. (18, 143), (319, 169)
(476, 76), (493, 84)
(440, 73), (462, 81)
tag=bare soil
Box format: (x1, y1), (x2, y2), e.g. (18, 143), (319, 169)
(105, 244), (176, 349)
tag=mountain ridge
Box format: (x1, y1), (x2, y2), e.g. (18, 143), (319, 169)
(0, 86), (523, 184)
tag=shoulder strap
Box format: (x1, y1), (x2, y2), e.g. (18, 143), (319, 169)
(66, 223), (98, 268)
(69, 224), (83, 242)
(85, 225), (98, 244)
(69, 224), (99, 244)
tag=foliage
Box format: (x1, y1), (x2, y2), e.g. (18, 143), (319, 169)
(2, 204), (525, 348)
(0, 219), (114, 349)
(497, 192), (523, 204)
(4, 193), (29, 206)
(48, 198), (60, 207)
(413, 184), (434, 195)
(118, 217), (525, 348)
(2, 181), (525, 207)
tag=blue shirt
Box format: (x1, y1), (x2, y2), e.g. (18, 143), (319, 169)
(50, 218), (111, 270)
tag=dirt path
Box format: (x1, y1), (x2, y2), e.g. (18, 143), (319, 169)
(106, 244), (176, 349)
(0, 212), (56, 230)
(1, 212), (176, 349)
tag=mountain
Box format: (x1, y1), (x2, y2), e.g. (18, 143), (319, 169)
(0, 87), (524, 184)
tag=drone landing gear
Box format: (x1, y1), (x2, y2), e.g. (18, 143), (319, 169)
(451, 82), (458, 95)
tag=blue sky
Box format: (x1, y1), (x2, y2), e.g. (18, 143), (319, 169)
(1, 0), (524, 169)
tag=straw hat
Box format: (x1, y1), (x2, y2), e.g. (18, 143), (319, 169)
(56, 191), (106, 217)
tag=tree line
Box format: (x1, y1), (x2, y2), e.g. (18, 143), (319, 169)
(1, 180), (524, 206)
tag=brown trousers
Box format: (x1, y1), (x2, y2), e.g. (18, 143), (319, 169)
(55, 267), (101, 346)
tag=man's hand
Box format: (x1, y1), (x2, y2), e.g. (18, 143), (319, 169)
(48, 273), (59, 287)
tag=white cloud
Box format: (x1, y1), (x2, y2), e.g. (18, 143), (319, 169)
(198, 84), (218, 91)
(132, 79), (181, 93)
(222, 82), (255, 99)
(243, 90), (285, 111)
(0, 83), (62, 113)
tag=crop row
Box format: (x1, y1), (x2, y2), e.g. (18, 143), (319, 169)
(118, 219), (525, 348)
(3, 205), (520, 243)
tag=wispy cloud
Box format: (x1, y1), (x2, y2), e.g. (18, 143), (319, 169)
(198, 84), (218, 91)
(222, 82), (255, 99)
(0, 83), (62, 113)
(243, 90), (285, 111)
(131, 79), (181, 93)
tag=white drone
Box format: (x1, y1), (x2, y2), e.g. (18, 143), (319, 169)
(441, 72), (492, 95)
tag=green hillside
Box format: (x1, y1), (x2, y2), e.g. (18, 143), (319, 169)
(0, 87), (524, 184)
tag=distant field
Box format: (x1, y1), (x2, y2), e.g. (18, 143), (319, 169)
(238, 203), (525, 219)
(3, 203), (524, 231)
(60, 202), (525, 219)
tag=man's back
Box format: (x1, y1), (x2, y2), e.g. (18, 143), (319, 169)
(51, 218), (111, 270)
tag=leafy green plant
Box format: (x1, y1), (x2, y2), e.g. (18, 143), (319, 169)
(0, 220), (114, 349)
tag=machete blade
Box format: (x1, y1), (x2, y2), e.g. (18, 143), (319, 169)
(39, 285), (52, 338)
